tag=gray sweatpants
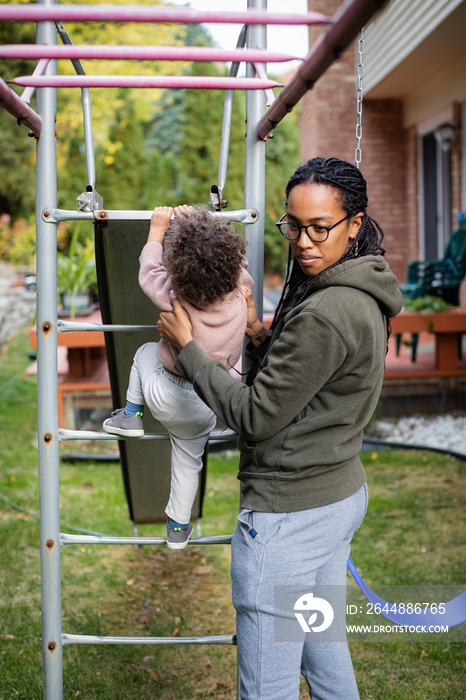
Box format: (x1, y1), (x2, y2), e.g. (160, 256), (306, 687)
(126, 342), (216, 524)
(231, 484), (368, 700)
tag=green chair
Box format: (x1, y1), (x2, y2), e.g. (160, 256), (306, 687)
(397, 223), (466, 362)
(400, 224), (466, 305)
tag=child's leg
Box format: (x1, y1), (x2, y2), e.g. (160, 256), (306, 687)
(165, 429), (211, 525)
(132, 347), (216, 523)
(103, 343), (159, 436)
(164, 394), (216, 524)
(141, 369), (216, 524)
(126, 342), (159, 407)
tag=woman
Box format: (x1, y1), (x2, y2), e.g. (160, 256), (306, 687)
(157, 157), (403, 699)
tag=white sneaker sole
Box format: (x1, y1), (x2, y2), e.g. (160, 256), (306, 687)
(102, 421), (144, 438)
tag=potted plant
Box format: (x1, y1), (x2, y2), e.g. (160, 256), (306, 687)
(57, 224), (97, 318)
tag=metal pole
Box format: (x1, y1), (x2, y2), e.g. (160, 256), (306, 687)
(11, 74), (282, 90)
(218, 25), (247, 194)
(244, 0), (266, 322)
(56, 22), (96, 189)
(35, 1), (62, 698)
(0, 44), (298, 63)
(0, 5), (330, 25)
(239, 3), (267, 696)
(0, 75), (42, 136)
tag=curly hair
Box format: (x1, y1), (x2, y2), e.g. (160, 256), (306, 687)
(163, 208), (246, 310)
(247, 157), (389, 385)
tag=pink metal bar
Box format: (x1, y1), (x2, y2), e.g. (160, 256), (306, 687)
(253, 63), (275, 107)
(0, 5), (331, 25)
(0, 75), (42, 137)
(21, 57), (50, 104)
(257, 0), (390, 140)
(10, 75), (283, 90)
(0, 45), (301, 63)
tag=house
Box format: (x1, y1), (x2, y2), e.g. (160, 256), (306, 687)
(300, 0), (466, 303)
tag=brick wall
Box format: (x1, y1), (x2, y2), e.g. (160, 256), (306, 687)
(300, 0), (357, 164)
(358, 100), (408, 280)
(301, 1), (410, 282)
(404, 126), (419, 263)
(302, 1), (464, 292)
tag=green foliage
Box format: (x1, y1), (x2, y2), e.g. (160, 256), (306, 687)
(0, 214), (35, 268)
(56, 222), (97, 315)
(56, 240), (96, 294)
(402, 296), (454, 313)
(0, 11), (37, 217)
(263, 99), (301, 273)
(0, 0), (300, 276)
(0, 213), (71, 270)
(145, 69), (300, 274)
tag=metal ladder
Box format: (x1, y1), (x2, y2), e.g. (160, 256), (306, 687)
(35, 2), (267, 697)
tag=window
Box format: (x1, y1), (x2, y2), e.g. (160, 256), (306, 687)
(420, 124), (453, 260)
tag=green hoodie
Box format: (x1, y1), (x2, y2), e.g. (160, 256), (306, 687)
(175, 256), (403, 513)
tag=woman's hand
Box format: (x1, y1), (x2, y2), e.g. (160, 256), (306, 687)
(241, 287), (267, 347)
(158, 294), (194, 351)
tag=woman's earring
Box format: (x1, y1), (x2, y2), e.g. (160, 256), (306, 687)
(354, 240), (359, 256)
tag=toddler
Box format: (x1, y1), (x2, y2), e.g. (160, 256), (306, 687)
(103, 205), (253, 549)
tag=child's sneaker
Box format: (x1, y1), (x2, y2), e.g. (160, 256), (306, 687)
(103, 408), (144, 437)
(166, 522), (193, 550)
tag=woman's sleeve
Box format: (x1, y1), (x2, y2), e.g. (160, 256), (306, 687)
(138, 241), (172, 311)
(175, 308), (347, 441)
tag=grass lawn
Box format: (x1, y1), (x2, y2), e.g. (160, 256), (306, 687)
(0, 327), (465, 699)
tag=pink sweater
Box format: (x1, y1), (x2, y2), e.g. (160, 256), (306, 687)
(139, 241), (254, 374)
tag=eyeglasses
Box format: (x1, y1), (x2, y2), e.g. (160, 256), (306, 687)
(275, 214), (349, 242)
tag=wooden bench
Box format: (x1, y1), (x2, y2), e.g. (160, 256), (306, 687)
(387, 310), (466, 378)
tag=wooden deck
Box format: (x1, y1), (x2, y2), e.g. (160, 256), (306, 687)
(29, 310), (111, 429)
(28, 310), (466, 425)
(382, 319), (466, 415)
(386, 310), (466, 378)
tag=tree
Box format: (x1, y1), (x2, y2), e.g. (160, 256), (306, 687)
(0, 18), (37, 217)
(0, 1), (301, 275)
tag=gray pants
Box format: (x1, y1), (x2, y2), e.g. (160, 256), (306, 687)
(231, 484), (368, 700)
(127, 342), (216, 524)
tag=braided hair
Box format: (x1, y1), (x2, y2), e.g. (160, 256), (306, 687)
(247, 156), (387, 385)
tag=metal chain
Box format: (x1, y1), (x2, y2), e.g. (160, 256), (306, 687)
(355, 29), (364, 169)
